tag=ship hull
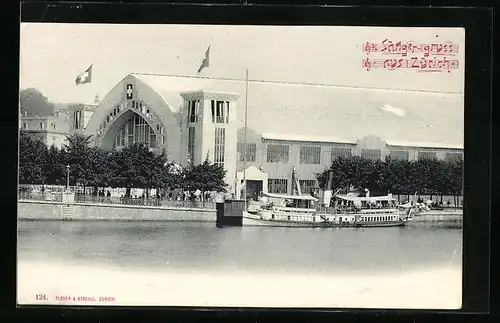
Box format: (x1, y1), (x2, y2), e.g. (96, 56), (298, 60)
(242, 212), (407, 228)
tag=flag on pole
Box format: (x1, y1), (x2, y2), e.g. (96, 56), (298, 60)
(75, 64), (93, 85)
(197, 45), (210, 74)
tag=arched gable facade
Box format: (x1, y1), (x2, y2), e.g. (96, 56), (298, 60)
(85, 74), (182, 163)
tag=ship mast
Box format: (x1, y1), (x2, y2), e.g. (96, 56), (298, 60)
(292, 166), (302, 196)
(243, 69), (248, 210)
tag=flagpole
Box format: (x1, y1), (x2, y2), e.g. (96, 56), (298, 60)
(243, 69), (248, 209)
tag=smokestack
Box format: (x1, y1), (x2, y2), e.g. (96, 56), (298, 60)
(327, 169), (333, 190)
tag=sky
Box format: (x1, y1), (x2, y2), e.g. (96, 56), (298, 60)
(19, 23), (465, 144)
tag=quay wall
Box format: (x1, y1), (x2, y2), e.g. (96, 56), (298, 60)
(412, 213), (463, 222)
(17, 200), (216, 221)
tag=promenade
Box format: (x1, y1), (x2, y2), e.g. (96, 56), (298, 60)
(17, 191), (216, 210)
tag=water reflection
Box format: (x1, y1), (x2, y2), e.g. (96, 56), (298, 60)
(18, 219), (462, 275)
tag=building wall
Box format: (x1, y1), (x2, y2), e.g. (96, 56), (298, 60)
(20, 116), (59, 132)
(45, 132), (69, 148)
(20, 115), (70, 149)
(180, 91), (240, 194)
(236, 129), (463, 195)
(22, 131), (69, 149)
(68, 103), (98, 133)
(85, 75), (182, 163)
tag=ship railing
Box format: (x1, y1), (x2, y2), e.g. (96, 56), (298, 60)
(316, 206), (337, 215)
(273, 206), (315, 213)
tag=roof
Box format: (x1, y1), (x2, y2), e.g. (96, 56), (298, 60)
(260, 133), (463, 150)
(386, 140), (463, 150)
(263, 192), (318, 201)
(129, 73), (463, 146)
(335, 195), (396, 202)
(20, 116), (58, 120)
(262, 133), (355, 145)
(133, 73), (237, 114)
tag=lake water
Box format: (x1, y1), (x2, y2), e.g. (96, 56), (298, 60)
(17, 218), (463, 309)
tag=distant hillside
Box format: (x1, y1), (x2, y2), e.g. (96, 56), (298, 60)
(19, 88), (56, 117)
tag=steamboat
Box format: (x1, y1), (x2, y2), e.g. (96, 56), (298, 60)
(242, 167), (416, 228)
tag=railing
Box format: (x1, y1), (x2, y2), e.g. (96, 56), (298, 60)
(188, 115), (200, 123)
(74, 195), (215, 209)
(18, 191), (215, 210)
(213, 116), (226, 124)
(18, 191), (63, 202)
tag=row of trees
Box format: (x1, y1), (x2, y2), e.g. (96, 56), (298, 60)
(316, 156), (463, 202)
(19, 133), (227, 199)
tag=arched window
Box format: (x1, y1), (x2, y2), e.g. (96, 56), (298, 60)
(114, 113), (160, 150)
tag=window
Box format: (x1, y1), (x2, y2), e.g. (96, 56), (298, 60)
(418, 151), (437, 160)
(237, 143), (256, 162)
(300, 146), (321, 164)
(211, 100), (229, 123)
(445, 152), (463, 162)
(299, 180), (317, 194)
(74, 110), (81, 129)
(187, 100), (201, 123)
(114, 114), (158, 149)
(331, 147), (352, 161)
(268, 179), (288, 194)
(211, 100), (215, 123)
(150, 133), (157, 148)
(390, 150), (409, 160)
(216, 101), (224, 123)
(214, 128), (225, 167)
(267, 144), (289, 163)
(188, 127), (196, 163)
(361, 149), (381, 161)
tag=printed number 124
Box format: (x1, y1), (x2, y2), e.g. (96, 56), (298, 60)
(36, 294), (48, 301)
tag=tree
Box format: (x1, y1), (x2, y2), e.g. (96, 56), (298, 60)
(19, 88), (56, 117)
(163, 162), (185, 190)
(86, 147), (114, 190)
(448, 157), (464, 206)
(43, 144), (66, 185)
(184, 157), (227, 200)
(111, 144), (158, 196)
(383, 156), (407, 196)
(19, 135), (47, 184)
(146, 153), (169, 197)
(317, 156), (380, 193)
(316, 155), (465, 201)
(63, 134), (94, 188)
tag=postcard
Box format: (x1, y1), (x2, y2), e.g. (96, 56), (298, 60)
(18, 23), (464, 309)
